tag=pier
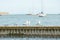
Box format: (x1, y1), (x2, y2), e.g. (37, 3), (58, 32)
(0, 26), (60, 37)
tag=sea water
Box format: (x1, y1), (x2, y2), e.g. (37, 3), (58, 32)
(0, 14), (60, 40)
(0, 37), (60, 40)
(0, 14), (60, 26)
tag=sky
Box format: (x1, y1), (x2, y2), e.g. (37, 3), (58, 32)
(0, 0), (60, 14)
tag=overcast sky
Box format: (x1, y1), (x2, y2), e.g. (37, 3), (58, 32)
(0, 0), (60, 14)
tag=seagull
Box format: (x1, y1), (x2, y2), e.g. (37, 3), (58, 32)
(23, 20), (30, 26)
(36, 21), (41, 25)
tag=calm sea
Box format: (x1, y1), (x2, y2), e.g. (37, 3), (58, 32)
(0, 14), (60, 40)
(0, 37), (60, 40)
(0, 14), (60, 26)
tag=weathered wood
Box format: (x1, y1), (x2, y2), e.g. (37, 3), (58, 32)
(0, 26), (60, 37)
